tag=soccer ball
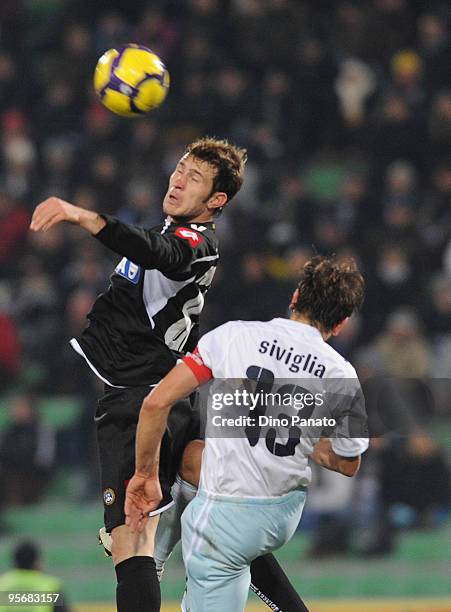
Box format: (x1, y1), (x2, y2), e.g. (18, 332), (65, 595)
(94, 44), (170, 117)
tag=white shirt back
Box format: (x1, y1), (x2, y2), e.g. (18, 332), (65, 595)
(196, 318), (368, 498)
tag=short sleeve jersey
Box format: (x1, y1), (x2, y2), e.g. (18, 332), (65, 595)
(184, 318), (369, 498)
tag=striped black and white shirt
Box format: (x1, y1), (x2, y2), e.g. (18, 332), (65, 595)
(70, 215), (219, 387)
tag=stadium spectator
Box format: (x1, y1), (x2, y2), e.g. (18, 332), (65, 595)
(303, 464), (356, 558)
(361, 433), (451, 556)
(0, 283), (21, 390)
(0, 191), (29, 279)
(371, 308), (431, 378)
(0, 393), (56, 508)
(424, 274), (451, 340)
(0, 540), (70, 612)
(422, 163), (451, 266)
(418, 12), (451, 93)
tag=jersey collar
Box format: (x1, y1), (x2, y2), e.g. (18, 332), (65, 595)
(164, 216), (215, 231)
(272, 317), (324, 341)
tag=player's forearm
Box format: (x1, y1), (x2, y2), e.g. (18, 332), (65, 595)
(77, 207), (107, 234)
(134, 363), (201, 477)
(135, 401), (169, 479)
(310, 438), (361, 477)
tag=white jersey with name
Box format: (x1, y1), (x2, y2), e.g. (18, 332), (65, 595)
(185, 318), (368, 498)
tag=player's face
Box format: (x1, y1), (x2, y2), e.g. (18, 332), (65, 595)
(163, 154), (223, 221)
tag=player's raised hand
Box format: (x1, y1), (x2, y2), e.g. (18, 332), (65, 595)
(124, 474), (163, 533)
(30, 197), (81, 232)
(30, 197), (106, 235)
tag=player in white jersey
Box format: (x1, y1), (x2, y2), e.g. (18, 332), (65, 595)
(125, 255), (368, 612)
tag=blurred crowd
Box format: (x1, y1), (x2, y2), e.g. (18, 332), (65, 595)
(0, 0), (450, 554)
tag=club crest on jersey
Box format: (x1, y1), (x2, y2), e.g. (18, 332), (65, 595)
(175, 227), (203, 248)
(103, 488), (116, 506)
(115, 258), (141, 284)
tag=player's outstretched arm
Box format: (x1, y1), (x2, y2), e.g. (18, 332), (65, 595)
(30, 196), (106, 234)
(125, 362), (200, 532)
(31, 197), (211, 273)
(309, 438), (361, 477)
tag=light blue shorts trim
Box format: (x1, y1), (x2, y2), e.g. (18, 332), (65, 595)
(181, 488), (306, 612)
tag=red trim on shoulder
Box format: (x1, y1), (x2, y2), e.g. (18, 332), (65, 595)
(183, 347), (212, 384)
(175, 227), (204, 248)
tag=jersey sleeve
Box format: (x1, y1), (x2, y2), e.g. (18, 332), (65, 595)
(94, 215), (214, 278)
(183, 322), (234, 382)
(183, 346), (213, 384)
(330, 382), (369, 457)
(331, 436), (369, 457)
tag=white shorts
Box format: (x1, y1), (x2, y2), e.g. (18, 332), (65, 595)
(181, 487), (306, 612)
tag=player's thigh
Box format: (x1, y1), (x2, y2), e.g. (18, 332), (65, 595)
(180, 439), (204, 487)
(182, 496), (250, 612)
(181, 494), (252, 568)
(96, 385), (192, 532)
(185, 552), (250, 612)
(95, 385), (151, 532)
(182, 490), (306, 568)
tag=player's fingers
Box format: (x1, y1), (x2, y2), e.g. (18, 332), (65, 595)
(132, 512), (148, 533)
(124, 497), (140, 518)
(30, 202), (54, 229)
(30, 210), (58, 231)
(30, 212), (47, 231)
(125, 497), (149, 533)
(125, 509), (139, 533)
(127, 517), (138, 533)
(41, 212), (65, 232)
(137, 514), (149, 533)
(30, 204), (44, 226)
(31, 200), (65, 231)
(124, 498), (133, 518)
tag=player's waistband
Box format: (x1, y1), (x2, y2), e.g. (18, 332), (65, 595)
(197, 486), (307, 505)
(70, 338), (165, 389)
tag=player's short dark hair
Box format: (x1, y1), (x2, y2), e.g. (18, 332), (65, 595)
(185, 137), (247, 203)
(13, 541), (40, 570)
(293, 255), (365, 333)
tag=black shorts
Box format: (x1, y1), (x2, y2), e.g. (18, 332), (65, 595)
(95, 385), (201, 532)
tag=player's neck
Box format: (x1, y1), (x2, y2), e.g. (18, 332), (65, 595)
(290, 312), (330, 341)
(168, 213), (214, 224)
(187, 211), (215, 223)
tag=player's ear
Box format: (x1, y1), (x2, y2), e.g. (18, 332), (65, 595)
(289, 288), (300, 312)
(331, 318), (349, 336)
(208, 192), (228, 210)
